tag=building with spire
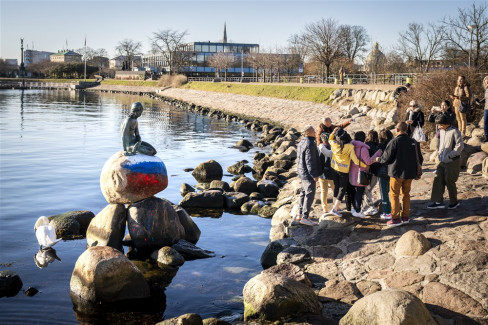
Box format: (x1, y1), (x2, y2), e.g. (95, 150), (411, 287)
(142, 23), (259, 75)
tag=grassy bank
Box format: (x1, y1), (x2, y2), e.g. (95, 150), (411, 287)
(183, 82), (335, 104)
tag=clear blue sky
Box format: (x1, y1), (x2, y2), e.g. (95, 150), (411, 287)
(0, 0), (475, 62)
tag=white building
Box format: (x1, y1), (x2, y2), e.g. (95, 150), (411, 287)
(24, 50), (54, 65)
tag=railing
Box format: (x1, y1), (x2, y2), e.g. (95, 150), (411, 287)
(188, 73), (417, 85)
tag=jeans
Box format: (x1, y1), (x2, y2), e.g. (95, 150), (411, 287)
(389, 178), (413, 220)
(363, 175), (378, 210)
(484, 109), (488, 138)
(431, 158), (461, 204)
(318, 178), (335, 212)
(379, 177), (391, 214)
(298, 178), (316, 219)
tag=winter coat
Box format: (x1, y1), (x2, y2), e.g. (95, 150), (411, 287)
(406, 109), (425, 137)
(373, 141), (391, 178)
(437, 126), (464, 164)
(377, 134), (423, 180)
(349, 141), (382, 187)
(316, 120), (351, 145)
(318, 143), (333, 179)
(453, 85), (471, 110)
(329, 133), (362, 173)
(297, 136), (321, 181)
(428, 110), (456, 124)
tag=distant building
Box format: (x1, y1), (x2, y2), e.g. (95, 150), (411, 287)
(142, 23), (259, 75)
(110, 55), (142, 70)
(5, 59), (18, 66)
(24, 49), (54, 65)
(50, 50), (82, 63)
(114, 70), (146, 80)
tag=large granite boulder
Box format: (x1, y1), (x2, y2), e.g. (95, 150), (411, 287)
(49, 210), (95, 239)
(86, 204), (127, 251)
(263, 262), (312, 287)
(0, 270), (23, 298)
(482, 142), (488, 154)
(395, 230), (431, 256)
(223, 192), (250, 209)
(100, 151), (168, 204)
(339, 289), (436, 325)
(460, 144), (480, 168)
(257, 180), (280, 198)
(191, 160), (223, 183)
(243, 273), (322, 321)
(467, 151), (488, 174)
(70, 246), (150, 304)
(483, 157), (488, 179)
(173, 205), (201, 244)
(261, 238), (298, 269)
(233, 177), (258, 195)
(179, 190), (224, 209)
(128, 197), (184, 253)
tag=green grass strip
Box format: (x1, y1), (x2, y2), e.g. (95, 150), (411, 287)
(183, 82), (335, 104)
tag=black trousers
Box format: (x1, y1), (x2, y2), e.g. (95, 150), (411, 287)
(333, 170), (349, 202)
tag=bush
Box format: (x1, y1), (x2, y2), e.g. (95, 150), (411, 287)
(158, 74), (187, 88)
(397, 68), (485, 136)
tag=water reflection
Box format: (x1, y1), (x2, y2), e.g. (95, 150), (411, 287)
(34, 247), (61, 269)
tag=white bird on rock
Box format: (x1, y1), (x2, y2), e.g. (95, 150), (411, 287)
(34, 216), (61, 249)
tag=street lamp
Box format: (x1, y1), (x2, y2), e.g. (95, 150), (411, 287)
(468, 24), (477, 68)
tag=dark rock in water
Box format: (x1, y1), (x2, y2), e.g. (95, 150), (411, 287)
(235, 139), (253, 149)
(257, 180), (280, 198)
(249, 192), (264, 201)
(150, 246), (185, 267)
(70, 246), (150, 304)
(241, 200), (263, 214)
(254, 152), (266, 161)
(233, 177), (258, 195)
(132, 260), (178, 290)
(180, 183), (196, 197)
(263, 262), (312, 287)
(128, 197), (184, 253)
(261, 238), (298, 269)
(258, 205), (278, 219)
(227, 161), (253, 175)
(179, 190), (224, 209)
(0, 270), (23, 298)
(156, 313), (203, 325)
(223, 192), (250, 209)
(277, 246), (311, 265)
(209, 180), (231, 192)
(183, 168), (194, 172)
(49, 210), (95, 239)
(172, 239), (216, 259)
(172, 204), (201, 244)
(25, 287), (39, 297)
(86, 204), (127, 251)
(192, 160), (223, 183)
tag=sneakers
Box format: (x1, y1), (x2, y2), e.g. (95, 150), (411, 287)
(328, 209), (342, 217)
(386, 218), (403, 227)
(401, 217), (410, 224)
(351, 209), (366, 219)
(363, 207), (378, 216)
(380, 213), (392, 220)
(447, 202), (460, 209)
(291, 218), (301, 226)
(427, 202), (444, 209)
(300, 218), (318, 226)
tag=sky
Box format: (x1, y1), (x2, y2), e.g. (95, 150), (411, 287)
(0, 0), (477, 62)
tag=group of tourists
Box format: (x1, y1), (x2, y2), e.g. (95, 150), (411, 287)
(294, 74), (487, 228)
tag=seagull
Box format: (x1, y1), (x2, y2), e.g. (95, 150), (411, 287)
(34, 216), (61, 249)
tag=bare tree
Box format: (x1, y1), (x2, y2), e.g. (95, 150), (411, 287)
(397, 22), (444, 72)
(207, 52), (235, 80)
(340, 25), (370, 62)
(115, 39), (142, 70)
(151, 29), (189, 74)
(442, 2), (488, 69)
(301, 18), (344, 79)
(287, 33), (308, 64)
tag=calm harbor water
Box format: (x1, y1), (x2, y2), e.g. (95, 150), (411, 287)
(0, 89), (270, 324)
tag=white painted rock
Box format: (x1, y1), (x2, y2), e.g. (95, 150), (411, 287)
(100, 151), (168, 204)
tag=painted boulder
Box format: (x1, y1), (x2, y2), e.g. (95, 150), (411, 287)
(100, 151), (168, 204)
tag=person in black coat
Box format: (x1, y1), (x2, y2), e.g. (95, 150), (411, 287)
(428, 100), (456, 139)
(295, 125), (321, 226)
(375, 122), (423, 227)
(405, 100), (425, 137)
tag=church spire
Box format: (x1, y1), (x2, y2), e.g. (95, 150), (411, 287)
(222, 22), (227, 43)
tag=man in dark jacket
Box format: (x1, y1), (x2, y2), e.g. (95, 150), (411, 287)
(375, 122), (423, 227)
(295, 125), (321, 226)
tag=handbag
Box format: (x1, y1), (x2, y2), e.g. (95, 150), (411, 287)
(356, 148), (372, 186)
(414, 142), (423, 180)
(459, 101), (471, 114)
(412, 125), (426, 143)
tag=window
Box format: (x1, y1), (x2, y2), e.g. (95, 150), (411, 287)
(195, 44), (201, 51)
(209, 45), (216, 52)
(201, 45), (209, 52)
(217, 45), (223, 52)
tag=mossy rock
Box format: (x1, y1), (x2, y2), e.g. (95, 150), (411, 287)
(258, 206), (278, 219)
